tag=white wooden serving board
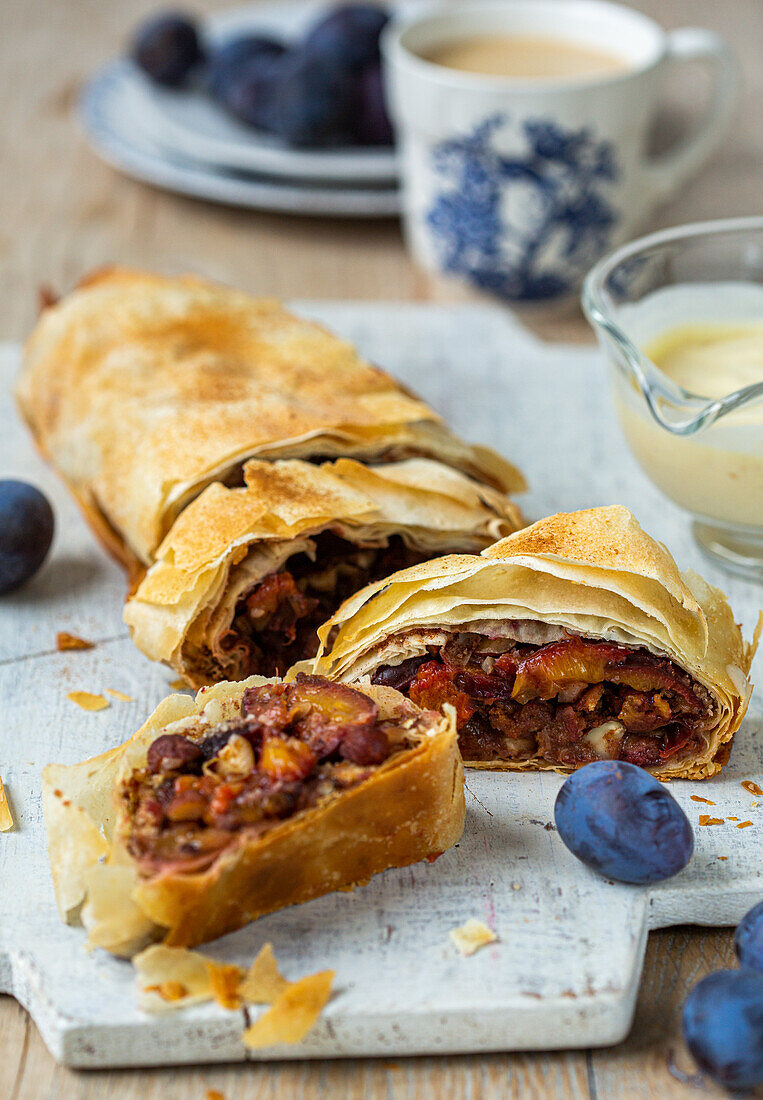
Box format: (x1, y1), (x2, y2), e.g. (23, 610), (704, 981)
(0, 304), (760, 1069)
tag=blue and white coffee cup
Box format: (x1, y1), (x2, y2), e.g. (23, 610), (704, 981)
(382, 0), (736, 302)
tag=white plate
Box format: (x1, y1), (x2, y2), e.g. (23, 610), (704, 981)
(79, 62), (401, 218)
(1, 306), (761, 1067)
(91, 0), (401, 185)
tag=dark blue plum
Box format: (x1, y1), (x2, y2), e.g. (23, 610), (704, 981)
(554, 760), (693, 884)
(354, 61), (393, 145)
(269, 50), (357, 147)
(216, 52), (284, 132)
(303, 4), (389, 72)
(131, 12), (203, 87)
(735, 900), (763, 973)
(682, 970), (763, 1089)
(0, 480), (54, 594)
(208, 34), (286, 102)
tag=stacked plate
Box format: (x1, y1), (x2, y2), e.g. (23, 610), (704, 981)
(80, 1), (403, 218)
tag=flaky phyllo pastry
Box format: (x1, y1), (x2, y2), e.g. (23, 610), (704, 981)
(42, 675), (464, 952)
(124, 455), (521, 687)
(17, 267), (524, 570)
(313, 507), (760, 780)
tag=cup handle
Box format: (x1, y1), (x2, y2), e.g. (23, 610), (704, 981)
(644, 28), (737, 203)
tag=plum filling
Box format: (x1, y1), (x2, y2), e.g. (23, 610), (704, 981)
(123, 675), (404, 874)
(371, 632), (713, 769)
(216, 532), (431, 678)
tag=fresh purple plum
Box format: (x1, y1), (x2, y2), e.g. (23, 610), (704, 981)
(218, 52), (284, 132)
(303, 4), (389, 72)
(269, 50), (356, 147)
(0, 480), (54, 594)
(131, 12), (203, 87)
(735, 900), (763, 973)
(355, 61), (393, 145)
(682, 970), (763, 1089)
(208, 34), (286, 102)
(554, 760), (694, 884)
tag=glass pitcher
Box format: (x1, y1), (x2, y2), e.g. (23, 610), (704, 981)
(583, 217), (763, 580)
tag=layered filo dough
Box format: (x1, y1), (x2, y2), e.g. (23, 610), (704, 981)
(313, 507), (760, 780)
(124, 456), (523, 687)
(42, 675), (464, 952)
(17, 267), (525, 571)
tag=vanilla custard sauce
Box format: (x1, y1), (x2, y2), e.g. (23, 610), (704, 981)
(422, 35), (630, 81)
(619, 323), (763, 528)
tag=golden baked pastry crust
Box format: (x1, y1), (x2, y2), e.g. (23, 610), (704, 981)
(18, 268), (525, 568)
(42, 678), (464, 952)
(124, 456), (524, 687)
(313, 506), (760, 780)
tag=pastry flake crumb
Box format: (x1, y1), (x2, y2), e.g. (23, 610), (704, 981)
(206, 960), (245, 1010)
(134, 945), (218, 1012)
(242, 970), (334, 1049)
(170, 677), (189, 691)
(134, 940), (317, 1032)
(717, 856), (728, 861)
(698, 815), (725, 826)
(239, 943), (288, 1004)
(206, 1092), (227, 1100)
(742, 780), (763, 796)
(727, 817), (740, 822)
(105, 689), (133, 702)
(737, 821), (753, 829)
(145, 980), (188, 1002)
(449, 918), (498, 956)
(690, 795), (715, 805)
(57, 631), (95, 651)
(67, 691), (109, 712)
(0, 778), (13, 831)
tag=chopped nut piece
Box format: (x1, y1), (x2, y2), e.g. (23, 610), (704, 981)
(216, 734), (255, 778)
(0, 778), (13, 831)
(106, 689), (133, 702)
(56, 631), (94, 651)
(449, 918), (498, 956)
(742, 780), (763, 796)
(206, 1092), (227, 1100)
(717, 856), (728, 861)
(698, 815), (725, 826)
(242, 970), (334, 1049)
(67, 691), (109, 712)
(737, 821), (753, 829)
(690, 795), (715, 805)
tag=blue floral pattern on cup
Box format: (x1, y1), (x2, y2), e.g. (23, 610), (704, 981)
(426, 115), (619, 301)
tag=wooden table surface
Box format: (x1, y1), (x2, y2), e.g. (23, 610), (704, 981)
(2, 0), (761, 1096)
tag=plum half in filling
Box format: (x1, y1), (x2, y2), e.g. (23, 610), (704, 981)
(211, 532), (434, 679)
(371, 628), (715, 770)
(122, 675), (410, 875)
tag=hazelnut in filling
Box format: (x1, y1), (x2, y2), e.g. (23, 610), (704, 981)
(122, 675), (409, 875)
(210, 532), (435, 679)
(371, 629), (714, 769)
